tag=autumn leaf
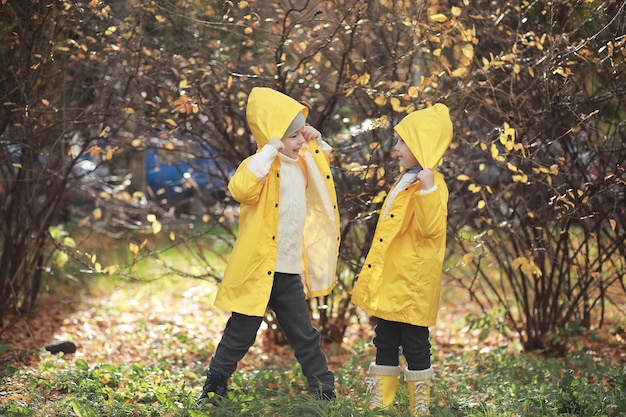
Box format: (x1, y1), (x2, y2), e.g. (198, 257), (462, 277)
(129, 242), (139, 256)
(462, 44), (474, 60)
(151, 219), (162, 235)
(490, 143), (505, 162)
(429, 14), (448, 23)
(355, 73), (370, 85)
(456, 252), (474, 266)
(374, 94), (387, 106)
(512, 256), (543, 276)
(407, 85), (419, 98)
(104, 264), (118, 275)
(104, 26), (117, 36)
(372, 190), (387, 204)
(390, 97), (405, 112)
(512, 173), (528, 183)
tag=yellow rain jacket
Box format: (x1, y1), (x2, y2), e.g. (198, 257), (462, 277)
(351, 104), (453, 327)
(214, 87), (341, 317)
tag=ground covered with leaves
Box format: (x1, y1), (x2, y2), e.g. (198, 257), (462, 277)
(1, 275), (624, 416)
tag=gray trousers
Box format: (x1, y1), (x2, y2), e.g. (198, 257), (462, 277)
(209, 272), (334, 393)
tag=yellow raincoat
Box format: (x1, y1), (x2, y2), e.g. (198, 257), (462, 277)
(214, 87), (341, 317)
(351, 104), (453, 327)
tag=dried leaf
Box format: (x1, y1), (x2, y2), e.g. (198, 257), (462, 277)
(429, 14), (448, 23)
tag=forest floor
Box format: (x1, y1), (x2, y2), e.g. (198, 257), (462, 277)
(1, 274), (624, 381)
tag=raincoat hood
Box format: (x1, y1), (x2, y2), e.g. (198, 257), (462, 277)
(246, 87), (309, 147)
(394, 103), (453, 169)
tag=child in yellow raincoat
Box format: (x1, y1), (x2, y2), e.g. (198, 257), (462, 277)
(351, 104), (453, 416)
(197, 87), (340, 404)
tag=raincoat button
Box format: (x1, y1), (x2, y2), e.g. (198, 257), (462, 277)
(275, 203), (278, 208)
(390, 214), (394, 218)
(267, 271), (272, 275)
(315, 149), (320, 153)
(326, 175), (330, 179)
(272, 236), (276, 240)
(367, 264), (372, 268)
(379, 238), (383, 242)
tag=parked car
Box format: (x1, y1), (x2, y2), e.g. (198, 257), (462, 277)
(145, 135), (234, 211)
(66, 134), (234, 218)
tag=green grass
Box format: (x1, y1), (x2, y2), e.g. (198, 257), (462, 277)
(1, 343), (624, 416)
(2, 227), (624, 416)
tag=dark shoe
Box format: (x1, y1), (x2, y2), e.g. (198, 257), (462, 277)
(313, 389), (336, 401)
(196, 370), (228, 405)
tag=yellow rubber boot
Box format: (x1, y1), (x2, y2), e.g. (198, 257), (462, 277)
(404, 367), (434, 416)
(366, 363), (400, 409)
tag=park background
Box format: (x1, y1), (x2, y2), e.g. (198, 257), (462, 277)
(1, 0), (624, 416)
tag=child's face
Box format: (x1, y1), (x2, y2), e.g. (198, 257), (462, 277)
(394, 138), (419, 170)
(280, 129), (306, 159)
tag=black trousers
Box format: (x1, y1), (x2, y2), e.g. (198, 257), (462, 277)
(209, 272), (334, 393)
(373, 317), (431, 370)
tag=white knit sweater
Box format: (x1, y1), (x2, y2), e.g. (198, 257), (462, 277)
(247, 146), (307, 274)
(381, 172), (437, 221)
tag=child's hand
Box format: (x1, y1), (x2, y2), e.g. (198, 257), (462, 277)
(417, 168), (435, 190)
(267, 138), (284, 151)
(301, 125), (321, 142)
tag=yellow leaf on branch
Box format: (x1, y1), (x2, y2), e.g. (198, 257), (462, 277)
(512, 174), (528, 183)
(456, 252), (474, 267)
(372, 190), (387, 204)
(490, 143), (505, 162)
(512, 256), (543, 276)
(151, 220), (162, 235)
(390, 97), (405, 112)
(105, 265), (118, 275)
(355, 73), (370, 85)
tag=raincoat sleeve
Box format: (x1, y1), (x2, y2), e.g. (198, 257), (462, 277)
(412, 173), (448, 239)
(227, 156), (267, 206)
